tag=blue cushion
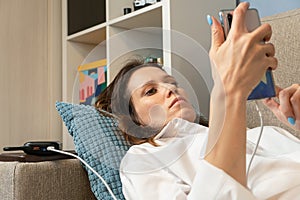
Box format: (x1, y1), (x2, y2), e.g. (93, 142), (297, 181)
(55, 102), (131, 200)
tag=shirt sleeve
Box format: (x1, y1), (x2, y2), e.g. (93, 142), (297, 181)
(120, 160), (259, 200)
(188, 160), (259, 200)
(121, 168), (190, 200)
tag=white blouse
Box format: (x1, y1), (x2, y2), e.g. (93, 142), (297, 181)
(120, 118), (300, 200)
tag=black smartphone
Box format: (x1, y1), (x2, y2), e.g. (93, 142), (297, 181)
(219, 8), (276, 100)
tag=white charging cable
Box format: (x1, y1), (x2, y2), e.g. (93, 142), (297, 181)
(47, 147), (118, 200)
(246, 101), (264, 180)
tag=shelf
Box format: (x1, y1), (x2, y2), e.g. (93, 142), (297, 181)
(63, 0), (236, 150)
(67, 22), (107, 45)
(66, 3), (162, 45)
(109, 2), (162, 29)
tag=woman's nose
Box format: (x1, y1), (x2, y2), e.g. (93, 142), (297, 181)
(162, 83), (177, 97)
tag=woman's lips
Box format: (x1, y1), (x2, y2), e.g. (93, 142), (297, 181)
(169, 97), (185, 108)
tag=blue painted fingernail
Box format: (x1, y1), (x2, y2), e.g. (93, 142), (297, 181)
(218, 12), (223, 24)
(207, 15), (213, 26)
(288, 117), (295, 125)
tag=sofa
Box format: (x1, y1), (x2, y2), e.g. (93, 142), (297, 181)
(0, 8), (299, 200)
(0, 158), (96, 200)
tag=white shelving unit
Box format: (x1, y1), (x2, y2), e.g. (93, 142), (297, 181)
(62, 0), (235, 149)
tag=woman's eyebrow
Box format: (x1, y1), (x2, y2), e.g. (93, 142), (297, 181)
(140, 75), (174, 87)
(140, 75), (174, 88)
(140, 80), (156, 88)
(137, 75), (175, 89)
(136, 80), (156, 92)
(163, 75), (176, 81)
(134, 75), (176, 96)
(133, 80), (156, 97)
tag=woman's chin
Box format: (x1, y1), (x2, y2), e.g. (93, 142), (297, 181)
(172, 108), (196, 123)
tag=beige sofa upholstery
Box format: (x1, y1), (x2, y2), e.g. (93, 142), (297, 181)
(0, 8), (299, 200)
(0, 159), (96, 200)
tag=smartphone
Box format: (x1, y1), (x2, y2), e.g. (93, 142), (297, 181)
(219, 8), (276, 100)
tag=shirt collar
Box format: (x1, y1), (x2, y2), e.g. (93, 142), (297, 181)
(154, 118), (207, 140)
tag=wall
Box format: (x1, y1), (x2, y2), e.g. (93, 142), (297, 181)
(241, 0), (300, 17)
(169, 0), (236, 117)
(0, 0), (62, 152)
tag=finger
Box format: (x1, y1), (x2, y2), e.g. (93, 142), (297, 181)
(278, 86), (297, 119)
(231, 2), (250, 33)
(264, 56), (278, 71)
(263, 98), (280, 113)
(209, 16), (225, 51)
(290, 85), (300, 123)
(262, 42), (275, 57)
(252, 23), (272, 43)
(264, 97), (287, 124)
(274, 85), (283, 97)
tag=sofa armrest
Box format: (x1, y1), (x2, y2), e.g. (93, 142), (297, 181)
(0, 159), (96, 200)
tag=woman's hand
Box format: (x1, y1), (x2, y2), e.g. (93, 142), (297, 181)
(206, 2), (278, 187)
(209, 2), (278, 101)
(264, 84), (300, 131)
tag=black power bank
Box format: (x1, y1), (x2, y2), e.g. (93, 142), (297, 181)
(3, 141), (62, 156)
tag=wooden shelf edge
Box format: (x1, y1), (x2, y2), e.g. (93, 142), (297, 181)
(67, 22), (107, 44)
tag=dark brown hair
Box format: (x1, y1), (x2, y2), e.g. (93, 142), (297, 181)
(95, 58), (208, 146)
(95, 58), (163, 146)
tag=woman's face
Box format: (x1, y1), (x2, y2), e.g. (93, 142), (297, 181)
(128, 66), (196, 128)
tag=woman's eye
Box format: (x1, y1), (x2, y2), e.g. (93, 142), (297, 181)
(145, 88), (157, 96)
(171, 82), (178, 87)
(168, 81), (178, 87)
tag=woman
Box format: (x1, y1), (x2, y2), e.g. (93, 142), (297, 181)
(95, 2), (300, 199)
